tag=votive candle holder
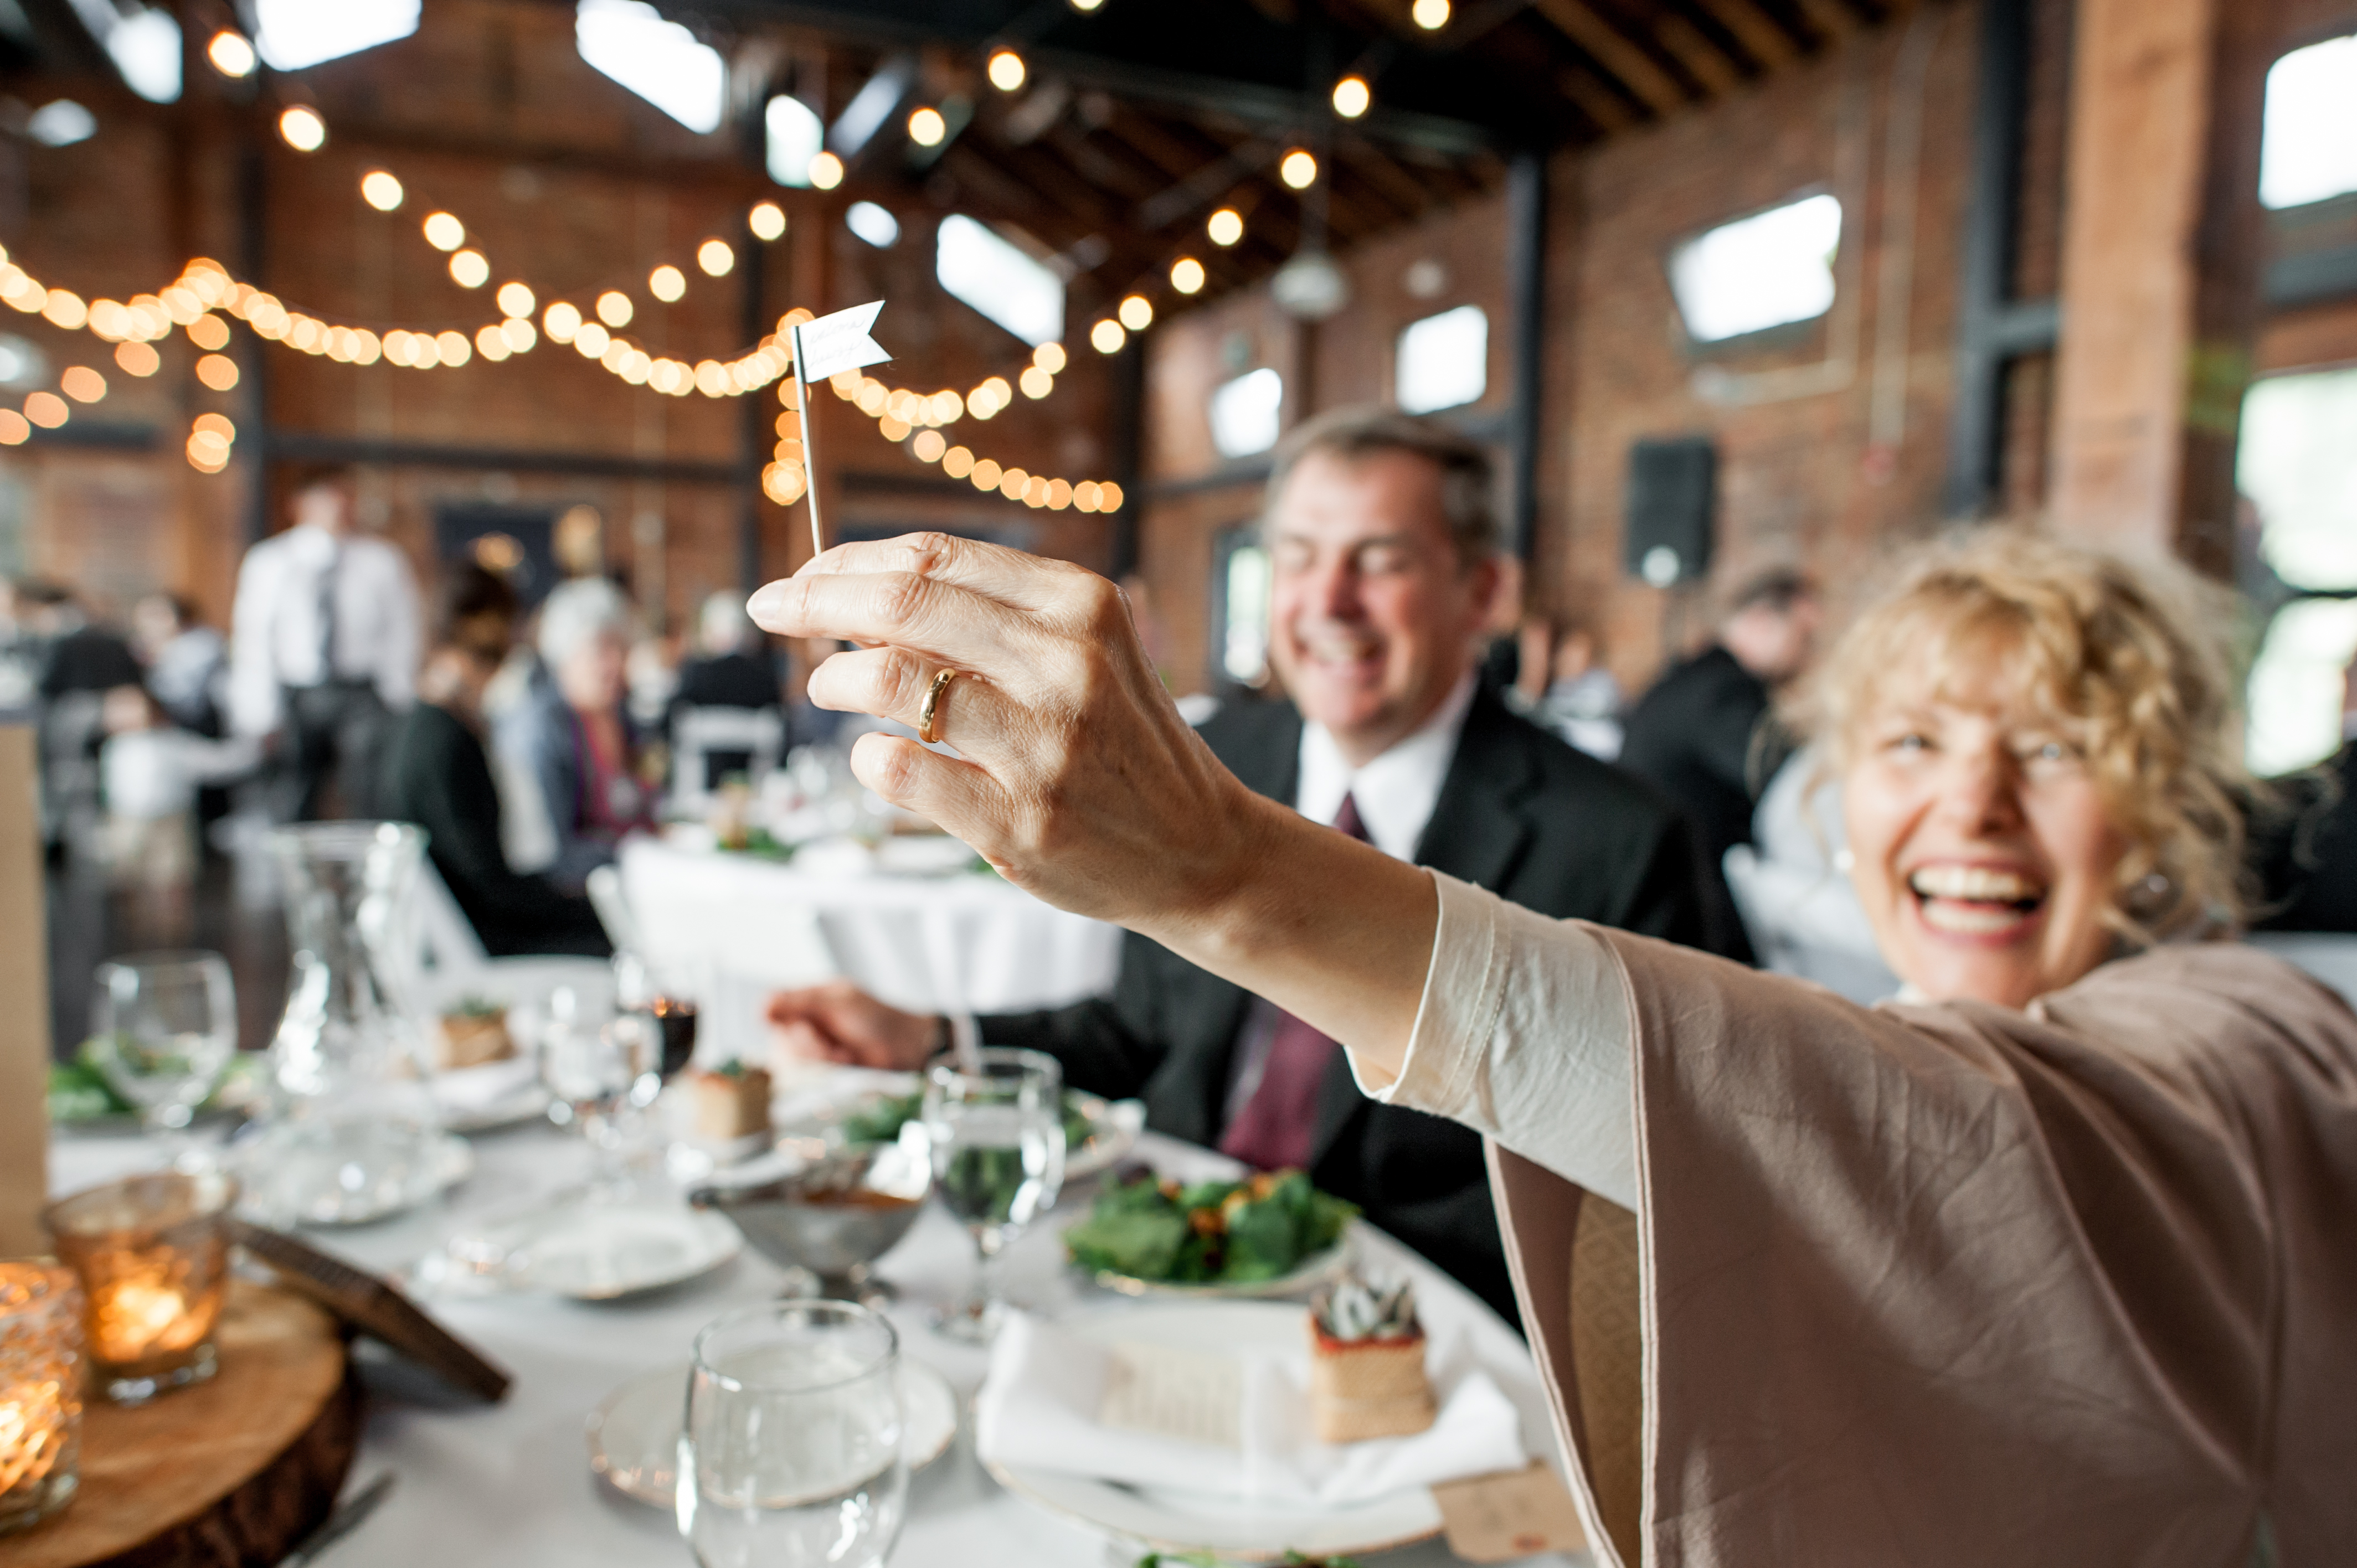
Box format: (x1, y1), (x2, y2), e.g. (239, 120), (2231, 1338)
(44, 1172), (237, 1405)
(0, 1260), (84, 1536)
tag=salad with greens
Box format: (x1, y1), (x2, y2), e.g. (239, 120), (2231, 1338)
(1064, 1169), (1356, 1285)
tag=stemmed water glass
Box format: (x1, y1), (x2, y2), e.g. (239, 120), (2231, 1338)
(537, 986), (640, 1193)
(920, 1047), (1065, 1343)
(85, 951), (238, 1167)
(677, 1299), (907, 1568)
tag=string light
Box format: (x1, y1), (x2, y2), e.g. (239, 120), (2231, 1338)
(1033, 343), (1066, 374)
(697, 239), (734, 277)
(448, 249), (490, 288)
(195, 353), (238, 390)
(595, 291), (634, 327)
(908, 107), (946, 147)
(1171, 257), (1205, 293)
(23, 391), (66, 429)
(1332, 76), (1371, 118)
(649, 265), (686, 302)
(1019, 365), (1052, 398)
(987, 51), (1026, 91)
(496, 281), (534, 317)
(59, 366), (104, 403)
(0, 410), (28, 443)
(423, 212), (465, 251)
(1118, 295), (1153, 331)
(114, 341), (159, 375)
(1280, 149), (1318, 189)
(279, 107), (327, 153)
(543, 300), (581, 343)
(1208, 208), (1244, 246)
(361, 171), (404, 211)
(1090, 318), (1126, 354)
(188, 314), (229, 349)
(808, 153), (844, 190)
(749, 202), (786, 241)
(1412, 0), (1450, 28)
(207, 31), (256, 77)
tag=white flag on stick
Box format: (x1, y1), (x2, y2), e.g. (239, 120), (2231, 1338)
(790, 301), (893, 559)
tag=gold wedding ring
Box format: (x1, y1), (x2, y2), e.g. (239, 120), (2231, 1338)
(918, 667), (960, 745)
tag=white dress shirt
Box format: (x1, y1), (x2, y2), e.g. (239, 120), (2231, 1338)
(1294, 670), (1478, 860)
(227, 523), (421, 736)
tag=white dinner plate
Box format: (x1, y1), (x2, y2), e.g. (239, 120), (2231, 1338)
(588, 1358), (960, 1507)
(982, 1301), (1444, 1562)
(229, 1129), (475, 1227)
(452, 1201), (742, 1299)
(431, 1058), (552, 1134)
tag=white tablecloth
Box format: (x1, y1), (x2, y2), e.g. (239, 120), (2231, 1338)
(48, 1123), (1585, 1568)
(617, 838), (1124, 1057)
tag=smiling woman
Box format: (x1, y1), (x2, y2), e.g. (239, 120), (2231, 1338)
(748, 523), (2357, 1564)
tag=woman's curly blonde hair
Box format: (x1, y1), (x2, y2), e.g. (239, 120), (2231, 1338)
(1807, 527), (2256, 945)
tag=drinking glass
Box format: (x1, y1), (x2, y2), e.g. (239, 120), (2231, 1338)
(537, 987), (639, 1192)
(85, 952), (237, 1162)
(920, 1047), (1065, 1343)
(678, 1300), (906, 1568)
(613, 951), (700, 1110)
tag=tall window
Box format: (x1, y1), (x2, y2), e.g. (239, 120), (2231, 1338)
(935, 215), (1064, 347)
(765, 97), (824, 189)
(1395, 305), (1488, 414)
(1210, 368), (1284, 459)
(573, 0), (725, 133)
(256, 0), (418, 70)
(2240, 365), (2357, 775)
(2260, 34), (2357, 210)
(1214, 528), (1273, 687)
(1666, 193), (1843, 344)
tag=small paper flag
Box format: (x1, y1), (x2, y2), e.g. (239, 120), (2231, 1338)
(794, 301), (892, 382)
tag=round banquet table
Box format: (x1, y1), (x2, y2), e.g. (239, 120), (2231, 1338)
(616, 837), (1125, 1058)
(48, 1120), (1587, 1568)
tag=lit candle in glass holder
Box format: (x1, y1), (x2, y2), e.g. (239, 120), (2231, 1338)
(0, 1260), (84, 1536)
(44, 1172), (237, 1405)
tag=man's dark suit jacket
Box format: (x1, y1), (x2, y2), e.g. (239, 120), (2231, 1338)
(2255, 742), (2357, 933)
(977, 684), (1711, 1325)
(382, 701), (610, 958)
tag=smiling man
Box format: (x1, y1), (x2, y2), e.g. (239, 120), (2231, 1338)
(766, 406), (1711, 1322)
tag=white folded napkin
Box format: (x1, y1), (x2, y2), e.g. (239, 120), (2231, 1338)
(974, 1311), (1525, 1507)
(430, 1054), (541, 1115)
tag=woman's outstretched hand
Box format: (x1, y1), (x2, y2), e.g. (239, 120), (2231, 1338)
(747, 534), (1272, 934)
(745, 533), (1437, 1071)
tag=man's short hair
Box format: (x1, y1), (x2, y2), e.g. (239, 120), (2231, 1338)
(1264, 406), (1500, 568)
(438, 561), (519, 639)
(1720, 565), (1816, 620)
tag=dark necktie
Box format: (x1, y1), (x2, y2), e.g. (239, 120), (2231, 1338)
(1218, 793), (1367, 1173)
(316, 541), (342, 684)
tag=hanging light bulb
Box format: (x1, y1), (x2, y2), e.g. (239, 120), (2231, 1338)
(1279, 149), (1318, 189)
(422, 212), (465, 251)
(1171, 257), (1206, 293)
(808, 152), (844, 190)
(697, 239), (735, 277)
(987, 51), (1026, 92)
(649, 265), (686, 302)
(596, 291), (634, 328)
(907, 106), (946, 147)
(496, 281), (535, 318)
(1207, 208), (1244, 247)
(207, 31), (256, 77)
(1118, 295), (1153, 331)
(1090, 319), (1125, 354)
(1033, 343), (1067, 374)
(361, 171), (404, 211)
(1332, 76), (1371, 118)
(1411, 0), (1450, 28)
(279, 107), (327, 152)
(448, 250), (490, 288)
(749, 201), (786, 241)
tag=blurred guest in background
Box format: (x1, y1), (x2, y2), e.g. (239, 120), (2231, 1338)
(131, 591), (227, 737)
(97, 684), (255, 894)
(13, 579), (143, 848)
(383, 565), (608, 956)
(17, 579), (142, 699)
(228, 465), (421, 821)
(499, 575), (653, 890)
(669, 589), (786, 778)
(1619, 565), (1822, 959)
(1519, 621), (1625, 762)
(2252, 652), (2357, 933)
(766, 407), (1712, 1323)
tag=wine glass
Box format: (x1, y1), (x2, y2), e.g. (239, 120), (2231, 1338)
(613, 950), (700, 1110)
(920, 1047), (1065, 1343)
(537, 987), (639, 1193)
(678, 1300), (906, 1568)
(86, 952), (238, 1165)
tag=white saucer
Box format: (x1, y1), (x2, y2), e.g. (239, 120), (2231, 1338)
(449, 1201), (742, 1300)
(588, 1358), (960, 1507)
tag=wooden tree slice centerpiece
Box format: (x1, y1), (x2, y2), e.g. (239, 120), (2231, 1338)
(1, 1280), (358, 1568)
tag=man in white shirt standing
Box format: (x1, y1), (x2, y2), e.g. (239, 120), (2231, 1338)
(228, 465), (421, 822)
(765, 408), (1712, 1322)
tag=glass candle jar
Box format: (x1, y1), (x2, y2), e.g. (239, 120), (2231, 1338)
(0, 1260), (84, 1536)
(44, 1172), (237, 1405)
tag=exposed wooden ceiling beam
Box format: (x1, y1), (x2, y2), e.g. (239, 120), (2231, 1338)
(1687, 0), (1802, 68)
(1525, 0), (1689, 116)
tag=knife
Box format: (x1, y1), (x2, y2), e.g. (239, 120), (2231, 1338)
(283, 1472), (396, 1566)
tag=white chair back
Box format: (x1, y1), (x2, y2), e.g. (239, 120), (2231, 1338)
(391, 854), (611, 1019)
(1723, 844), (1902, 1007)
(671, 705), (785, 814)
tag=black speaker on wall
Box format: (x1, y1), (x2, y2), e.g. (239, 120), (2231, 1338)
(1624, 436), (1717, 587)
